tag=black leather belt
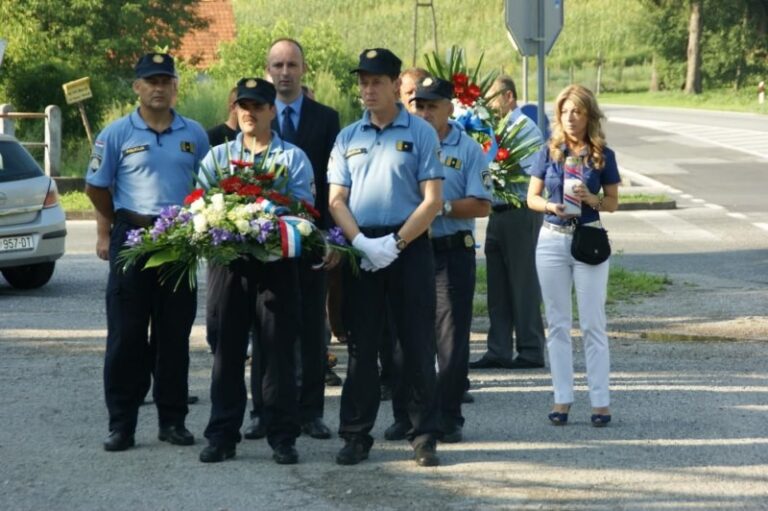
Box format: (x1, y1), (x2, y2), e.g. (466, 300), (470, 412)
(431, 230), (474, 251)
(359, 224), (403, 238)
(491, 201), (527, 213)
(114, 209), (158, 228)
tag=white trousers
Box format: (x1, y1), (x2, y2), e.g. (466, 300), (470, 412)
(535, 227), (611, 407)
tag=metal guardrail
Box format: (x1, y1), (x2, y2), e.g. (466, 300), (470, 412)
(0, 104), (62, 176)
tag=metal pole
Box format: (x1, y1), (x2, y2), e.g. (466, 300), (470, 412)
(537, 0), (546, 135)
(522, 56), (529, 104)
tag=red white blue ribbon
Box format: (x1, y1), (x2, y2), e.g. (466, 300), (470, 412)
(257, 197), (289, 216)
(278, 216), (315, 258)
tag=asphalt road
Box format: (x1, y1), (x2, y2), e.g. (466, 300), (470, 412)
(0, 105), (766, 510)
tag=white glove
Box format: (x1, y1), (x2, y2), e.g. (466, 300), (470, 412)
(360, 257), (377, 272)
(352, 233), (399, 269)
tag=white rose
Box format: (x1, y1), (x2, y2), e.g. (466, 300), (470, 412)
(189, 197), (206, 213)
(235, 219), (250, 234)
(193, 214), (208, 233)
(210, 193), (225, 212)
(476, 106), (490, 120)
(296, 221), (313, 237)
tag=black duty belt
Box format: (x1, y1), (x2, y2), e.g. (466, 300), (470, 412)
(491, 202), (527, 213)
(114, 209), (158, 228)
(431, 230), (475, 251)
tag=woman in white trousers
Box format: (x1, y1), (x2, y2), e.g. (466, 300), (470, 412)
(526, 85), (621, 427)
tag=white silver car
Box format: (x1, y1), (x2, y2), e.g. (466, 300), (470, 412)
(0, 134), (66, 289)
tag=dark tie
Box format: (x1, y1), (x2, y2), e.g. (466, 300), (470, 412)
(282, 106), (298, 143)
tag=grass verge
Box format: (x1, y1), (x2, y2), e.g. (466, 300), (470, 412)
(473, 261), (669, 318)
(60, 191), (92, 212)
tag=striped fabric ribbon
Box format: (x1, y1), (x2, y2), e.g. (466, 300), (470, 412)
(256, 197), (289, 216)
(278, 216), (316, 258)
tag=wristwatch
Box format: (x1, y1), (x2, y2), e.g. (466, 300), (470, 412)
(441, 200), (453, 216)
(393, 233), (407, 251)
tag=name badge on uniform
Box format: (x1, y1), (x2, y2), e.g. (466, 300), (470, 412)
(444, 157), (462, 170)
(180, 141), (196, 154)
(345, 148), (367, 158)
(122, 144), (149, 157)
(396, 141), (413, 152)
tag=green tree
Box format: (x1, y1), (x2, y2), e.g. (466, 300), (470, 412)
(0, 0), (207, 139)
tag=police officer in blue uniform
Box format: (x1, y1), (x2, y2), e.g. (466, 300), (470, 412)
(85, 53), (210, 452)
(328, 48), (444, 467)
(386, 77), (492, 443)
(198, 78), (315, 465)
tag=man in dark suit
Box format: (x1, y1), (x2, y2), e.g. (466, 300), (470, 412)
(242, 37), (341, 441)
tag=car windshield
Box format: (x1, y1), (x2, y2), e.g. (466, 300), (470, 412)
(0, 141), (44, 183)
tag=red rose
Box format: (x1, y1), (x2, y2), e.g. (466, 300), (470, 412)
(495, 147), (510, 162)
(458, 94), (474, 106)
(268, 191), (292, 206)
(453, 73), (469, 86)
(301, 200), (321, 219)
(183, 189), (204, 205)
(255, 173), (275, 182)
(467, 84), (481, 99)
(219, 176), (243, 193)
(454, 85), (466, 97)
(230, 159), (251, 169)
(482, 140), (492, 153)
(237, 184), (262, 197)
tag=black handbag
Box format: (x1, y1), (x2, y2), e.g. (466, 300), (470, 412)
(571, 225), (611, 265)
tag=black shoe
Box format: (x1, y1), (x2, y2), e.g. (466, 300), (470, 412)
(272, 444), (299, 464)
(468, 357), (513, 369)
(325, 368), (342, 387)
(199, 444), (236, 463)
(301, 418), (332, 439)
(508, 358), (545, 369)
(158, 425), (195, 446)
(384, 421), (409, 441)
(462, 391), (475, 403)
(441, 424), (463, 443)
(380, 384), (392, 401)
(336, 437), (370, 465)
(414, 442), (440, 467)
(243, 417), (266, 440)
(187, 395), (199, 405)
(103, 431), (135, 452)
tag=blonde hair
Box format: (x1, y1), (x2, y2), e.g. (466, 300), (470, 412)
(549, 84), (606, 170)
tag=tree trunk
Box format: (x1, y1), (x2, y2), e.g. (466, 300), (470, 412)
(649, 55), (659, 92)
(684, 0), (703, 94)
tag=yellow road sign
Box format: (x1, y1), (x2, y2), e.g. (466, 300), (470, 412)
(62, 77), (93, 104)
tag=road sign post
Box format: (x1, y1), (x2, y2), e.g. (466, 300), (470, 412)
(62, 77), (94, 145)
(504, 0), (564, 135)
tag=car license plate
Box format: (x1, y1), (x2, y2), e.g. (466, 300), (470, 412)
(0, 235), (35, 252)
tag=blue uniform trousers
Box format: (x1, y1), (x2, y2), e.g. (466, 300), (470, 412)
(204, 258), (301, 449)
(340, 231), (439, 448)
(392, 243), (476, 430)
(104, 219), (196, 434)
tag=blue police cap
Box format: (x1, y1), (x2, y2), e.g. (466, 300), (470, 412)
(410, 76), (454, 102)
(234, 78), (276, 105)
(351, 48), (402, 77)
(134, 53), (176, 79)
